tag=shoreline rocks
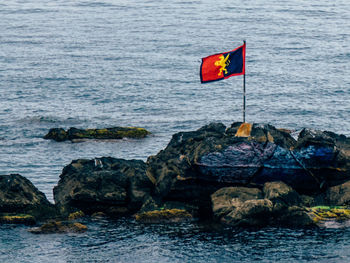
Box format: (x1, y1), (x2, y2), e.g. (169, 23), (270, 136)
(44, 127), (151, 142)
(3, 122), (350, 229)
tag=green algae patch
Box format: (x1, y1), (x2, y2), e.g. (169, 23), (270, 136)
(307, 206), (350, 225)
(29, 221), (88, 234)
(135, 209), (193, 223)
(44, 127), (151, 141)
(0, 213), (36, 225)
(68, 210), (85, 221)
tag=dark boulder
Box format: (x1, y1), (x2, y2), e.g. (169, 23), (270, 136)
(43, 128), (67, 142)
(146, 122), (233, 216)
(211, 187), (262, 219)
(211, 182), (314, 227)
(263, 181), (302, 209)
(44, 127), (150, 142)
(53, 157), (153, 216)
(325, 180), (350, 206)
(221, 199), (274, 227)
(0, 174), (57, 223)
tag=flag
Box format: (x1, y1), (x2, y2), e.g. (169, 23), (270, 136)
(200, 43), (246, 83)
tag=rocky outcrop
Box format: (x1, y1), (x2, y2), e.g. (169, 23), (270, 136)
(0, 174), (57, 223)
(44, 127), (150, 142)
(4, 122), (350, 229)
(53, 157), (153, 216)
(145, 122), (350, 220)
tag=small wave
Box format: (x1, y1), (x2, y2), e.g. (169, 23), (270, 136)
(18, 116), (85, 126)
(75, 1), (116, 8)
(1, 8), (56, 15)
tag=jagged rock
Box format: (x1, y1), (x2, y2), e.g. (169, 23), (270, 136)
(146, 123), (230, 216)
(53, 157), (153, 216)
(0, 174), (57, 223)
(29, 221), (87, 234)
(134, 209), (193, 223)
(44, 126), (150, 141)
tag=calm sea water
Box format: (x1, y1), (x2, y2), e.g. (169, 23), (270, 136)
(0, 0), (350, 262)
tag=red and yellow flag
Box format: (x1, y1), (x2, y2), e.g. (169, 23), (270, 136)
(200, 43), (246, 83)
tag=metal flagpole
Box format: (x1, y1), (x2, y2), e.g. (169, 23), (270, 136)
(243, 40), (246, 123)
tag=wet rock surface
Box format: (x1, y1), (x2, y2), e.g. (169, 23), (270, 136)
(44, 127), (150, 142)
(145, 122), (350, 222)
(135, 209), (193, 223)
(53, 157), (153, 216)
(0, 174), (57, 223)
(29, 221), (88, 234)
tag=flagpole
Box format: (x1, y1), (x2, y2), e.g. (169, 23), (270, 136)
(243, 40), (246, 123)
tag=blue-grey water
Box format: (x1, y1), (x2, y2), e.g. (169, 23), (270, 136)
(0, 0), (350, 262)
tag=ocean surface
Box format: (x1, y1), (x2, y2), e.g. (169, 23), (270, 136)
(0, 0), (349, 262)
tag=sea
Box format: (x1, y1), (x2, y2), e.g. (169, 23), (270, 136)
(0, 0), (350, 262)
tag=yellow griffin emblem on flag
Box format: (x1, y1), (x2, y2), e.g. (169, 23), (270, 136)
(214, 54), (230, 76)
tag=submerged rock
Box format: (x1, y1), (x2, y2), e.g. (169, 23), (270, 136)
(0, 214), (36, 225)
(135, 209), (193, 223)
(307, 206), (350, 227)
(29, 221), (87, 234)
(0, 174), (57, 223)
(53, 157), (153, 216)
(44, 126), (150, 142)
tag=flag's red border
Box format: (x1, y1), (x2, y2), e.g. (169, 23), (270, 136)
(200, 42), (246, 84)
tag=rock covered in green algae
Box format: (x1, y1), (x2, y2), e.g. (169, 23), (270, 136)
(28, 221), (87, 234)
(0, 174), (57, 224)
(44, 127), (150, 141)
(134, 209), (193, 223)
(0, 214), (36, 225)
(307, 206), (350, 227)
